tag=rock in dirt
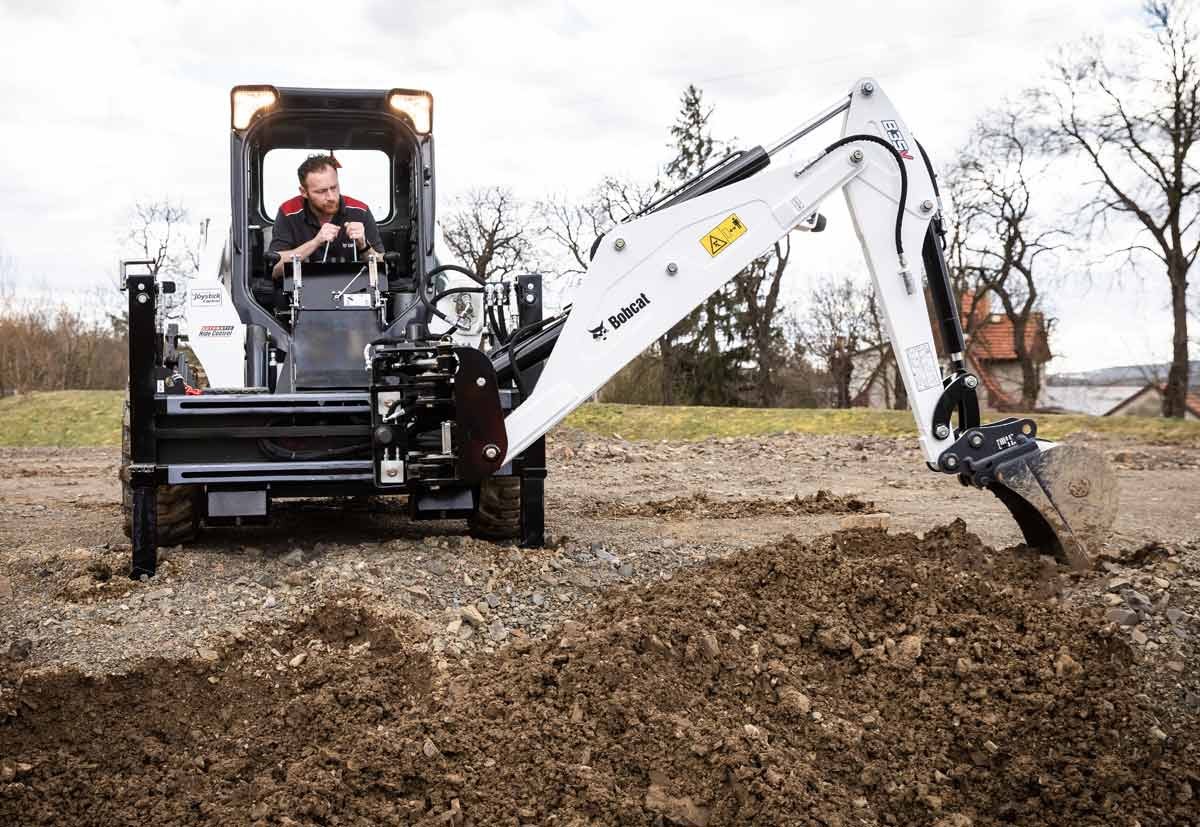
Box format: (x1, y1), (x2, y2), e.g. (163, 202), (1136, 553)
(1054, 649), (1083, 678)
(196, 648), (220, 663)
(891, 634), (924, 665)
(488, 621), (509, 643)
(839, 512), (891, 531)
(816, 625), (853, 653)
(460, 605), (486, 628)
(645, 784), (710, 826)
(777, 686), (812, 715)
(281, 549), (305, 567)
(1106, 608), (1139, 626)
(284, 571), (308, 587)
(404, 585), (431, 601)
(0, 575), (13, 601)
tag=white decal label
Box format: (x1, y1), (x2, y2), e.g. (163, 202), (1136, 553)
(190, 288), (223, 307)
(342, 293), (372, 308)
(905, 343), (941, 392)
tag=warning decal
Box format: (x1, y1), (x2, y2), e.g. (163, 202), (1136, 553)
(700, 213), (747, 257)
(905, 342), (942, 392)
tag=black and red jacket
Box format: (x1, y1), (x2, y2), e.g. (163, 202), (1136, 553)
(268, 195), (384, 262)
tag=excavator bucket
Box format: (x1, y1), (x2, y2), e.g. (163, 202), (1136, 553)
(987, 444), (1118, 570)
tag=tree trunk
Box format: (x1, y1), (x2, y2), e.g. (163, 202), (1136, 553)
(891, 349), (908, 410)
(1019, 359), (1041, 410)
(833, 353), (853, 408)
(658, 333), (675, 406)
(1163, 265), (1190, 418)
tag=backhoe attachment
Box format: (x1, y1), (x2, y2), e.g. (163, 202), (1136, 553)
(491, 77), (1118, 566)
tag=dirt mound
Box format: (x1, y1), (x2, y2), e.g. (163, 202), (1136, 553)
(1, 522), (1197, 825)
(587, 489), (875, 520)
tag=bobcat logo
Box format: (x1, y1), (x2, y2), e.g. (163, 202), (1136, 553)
(589, 322), (608, 341)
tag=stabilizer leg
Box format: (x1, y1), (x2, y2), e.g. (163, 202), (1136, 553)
(130, 481), (159, 579)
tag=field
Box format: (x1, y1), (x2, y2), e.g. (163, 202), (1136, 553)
(3, 390), (1199, 447)
(0, 393), (1198, 825)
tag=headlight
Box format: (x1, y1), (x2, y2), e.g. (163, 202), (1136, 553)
(388, 89), (433, 135)
(230, 86), (278, 130)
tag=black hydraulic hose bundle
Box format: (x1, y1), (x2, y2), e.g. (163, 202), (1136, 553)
(494, 310), (570, 399)
(822, 134), (909, 259)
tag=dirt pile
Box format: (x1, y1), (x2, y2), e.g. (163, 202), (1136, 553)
(586, 489), (875, 520)
(1, 522), (1197, 826)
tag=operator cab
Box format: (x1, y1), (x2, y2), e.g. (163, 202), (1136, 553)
(225, 86), (444, 391)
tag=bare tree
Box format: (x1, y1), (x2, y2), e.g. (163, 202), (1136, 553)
(856, 286), (907, 410)
(536, 176), (661, 292)
(732, 239), (792, 406)
(441, 187), (535, 282)
(1039, 0), (1200, 416)
(948, 106), (1059, 409)
(126, 200), (203, 321)
(801, 275), (872, 408)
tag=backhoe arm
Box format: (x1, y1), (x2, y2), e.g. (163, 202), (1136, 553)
(504, 78), (947, 465)
(498, 77), (1117, 566)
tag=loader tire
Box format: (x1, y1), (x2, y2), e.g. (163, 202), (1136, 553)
(120, 401), (200, 545)
(469, 476), (522, 541)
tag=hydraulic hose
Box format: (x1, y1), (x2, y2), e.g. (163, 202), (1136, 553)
(823, 134), (909, 259)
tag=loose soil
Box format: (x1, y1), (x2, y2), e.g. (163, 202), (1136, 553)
(1, 429), (1198, 825)
(583, 489), (875, 520)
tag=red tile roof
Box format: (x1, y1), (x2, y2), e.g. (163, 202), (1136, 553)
(959, 291), (1051, 362)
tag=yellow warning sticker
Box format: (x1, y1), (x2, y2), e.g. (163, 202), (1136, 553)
(700, 213), (747, 257)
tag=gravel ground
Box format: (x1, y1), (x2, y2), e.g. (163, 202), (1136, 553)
(0, 428), (1197, 824)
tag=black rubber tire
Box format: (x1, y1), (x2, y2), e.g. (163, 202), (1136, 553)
(120, 401), (201, 545)
(468, 476), (522, 540)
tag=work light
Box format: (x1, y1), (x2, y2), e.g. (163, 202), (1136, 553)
(388, 89), (433, 135)
(231, 86), (278, 130)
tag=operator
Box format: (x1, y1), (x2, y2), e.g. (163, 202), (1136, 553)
(269, 153), (385, 279)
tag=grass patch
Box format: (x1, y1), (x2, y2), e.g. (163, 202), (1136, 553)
(564, 402), (1200, 446)
(0, 390), (125, 447)
(1, 391), (1196, 448)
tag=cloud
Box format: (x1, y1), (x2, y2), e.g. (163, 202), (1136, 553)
(0, 0), (1176, 369)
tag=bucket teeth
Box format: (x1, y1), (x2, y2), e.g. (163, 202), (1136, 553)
(990, 444), (1118, 570)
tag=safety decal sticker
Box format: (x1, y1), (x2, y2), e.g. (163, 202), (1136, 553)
(700, 214), (747, 257)
(905, 343), (941, 392)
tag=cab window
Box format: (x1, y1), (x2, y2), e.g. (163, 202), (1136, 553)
(262, 148), (392, 221)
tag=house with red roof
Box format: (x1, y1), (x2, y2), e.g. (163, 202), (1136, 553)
(851, 290), (1052, 411)
(958, 291), (1052, 410)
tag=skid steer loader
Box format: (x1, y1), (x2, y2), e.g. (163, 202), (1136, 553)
(119, 79), (1117, 579)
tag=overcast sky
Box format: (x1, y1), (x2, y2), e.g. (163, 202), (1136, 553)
(0, 0), (1189, 373)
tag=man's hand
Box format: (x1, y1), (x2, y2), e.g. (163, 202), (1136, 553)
(344, 221), (367, 249)
(316, 222), (341, 244)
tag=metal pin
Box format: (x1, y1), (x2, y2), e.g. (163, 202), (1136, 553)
(964, 375), (979, 390)
(935, 424), (951, 440)
(475, 377), (486, 387)
(860, 81), (876, 96)
(850, 149), (864, 164)
(666, 262), (679, 275)
(920, 200), (934, 213)
(614, 238), (626, 251)
(483, 444), (500, 461)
